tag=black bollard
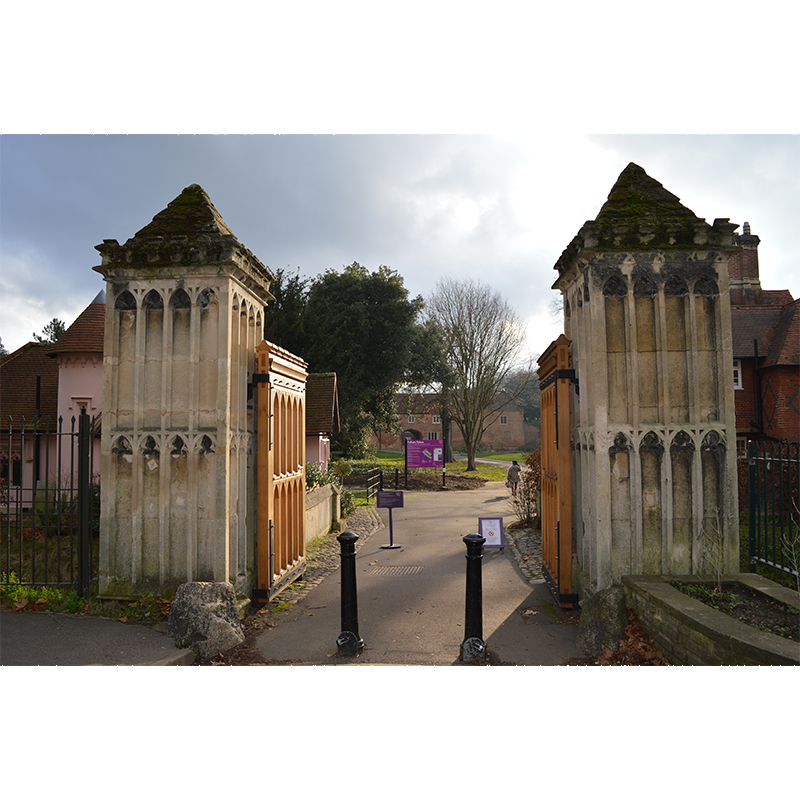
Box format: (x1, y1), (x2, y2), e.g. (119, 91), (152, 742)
(461, 532), (486, 662)
(336, 530), (364, 656)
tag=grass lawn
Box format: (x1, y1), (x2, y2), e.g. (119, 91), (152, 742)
(368, 451), (507, 482)
(472, 451), (530, 462)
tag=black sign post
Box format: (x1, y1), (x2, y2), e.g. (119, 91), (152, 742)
(376, 490), (404, 549)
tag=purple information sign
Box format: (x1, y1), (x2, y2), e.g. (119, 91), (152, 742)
(377, 491), (403, 549)
(376, 490), (404, 509)
(406, 440), (444, 468)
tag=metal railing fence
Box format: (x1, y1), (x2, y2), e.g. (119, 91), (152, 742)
(1, 412), (97, 595)
(748, 439), (800, 579)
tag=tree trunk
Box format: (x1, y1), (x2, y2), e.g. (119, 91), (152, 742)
(465, 441), (477, 471)
(441, 399), (454, 463)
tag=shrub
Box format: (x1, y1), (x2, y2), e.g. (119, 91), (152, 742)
(0, 572), (85, 613)
(305, 462), (356, 519)
(511, 451), (541, 527)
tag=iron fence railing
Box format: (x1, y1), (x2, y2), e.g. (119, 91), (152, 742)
(748, 439), (800, 579)
(1, 412), (97, 595)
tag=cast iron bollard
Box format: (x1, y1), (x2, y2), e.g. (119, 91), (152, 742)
(336, 530), (364, 656)
(461, 532), (486, 662)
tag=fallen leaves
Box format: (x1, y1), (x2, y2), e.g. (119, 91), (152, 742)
(596, 610), (670, 666)
(10, 596), (50, 612)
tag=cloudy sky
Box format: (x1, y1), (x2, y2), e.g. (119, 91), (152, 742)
(1, 134), (797, 361)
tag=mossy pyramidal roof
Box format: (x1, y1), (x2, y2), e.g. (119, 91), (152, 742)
(94, 184), (275, 298)
(553, 163), (738, 281)
(131, 184), (236, 241)
(593, 162), (699, 226)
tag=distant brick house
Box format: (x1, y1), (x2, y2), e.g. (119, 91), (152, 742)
(729, 223), (799, 448)
(0, 292), (105, 500)
(374, 391), (540, 452)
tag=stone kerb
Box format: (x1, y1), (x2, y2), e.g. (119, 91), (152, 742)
(623, 574), (799, 666)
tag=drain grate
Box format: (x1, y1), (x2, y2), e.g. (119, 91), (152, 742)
(369, 565), (424, 576)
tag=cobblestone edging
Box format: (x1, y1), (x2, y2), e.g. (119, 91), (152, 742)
(273, 507), (384, 607)
(503, 525), (543, 583)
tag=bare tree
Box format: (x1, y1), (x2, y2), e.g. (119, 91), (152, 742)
(426, 278), (530, 471)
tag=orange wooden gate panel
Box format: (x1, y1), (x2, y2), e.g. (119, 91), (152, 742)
(255, 340), (307, 602)
(538, 334), (577, 608)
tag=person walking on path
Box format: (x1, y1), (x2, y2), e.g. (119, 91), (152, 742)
(507, 460), (521, 496)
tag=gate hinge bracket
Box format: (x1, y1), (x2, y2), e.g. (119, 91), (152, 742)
(540, 368), (579, 392)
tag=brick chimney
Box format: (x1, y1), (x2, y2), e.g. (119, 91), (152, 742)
(728, 221), (762, 304)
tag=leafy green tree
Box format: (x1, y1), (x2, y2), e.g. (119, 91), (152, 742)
(33, 318), (66, 343)
(262, 267), (310, 355)
(0, 337), (8, 358)
(303, 263), (425, 457)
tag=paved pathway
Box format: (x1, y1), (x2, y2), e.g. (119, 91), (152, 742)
(256, 482), (581, 665)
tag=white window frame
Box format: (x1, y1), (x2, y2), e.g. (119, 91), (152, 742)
(733, 359), (743, 390)
(407, 415), (415, 423)
(426, 432), (439, 440)
(736, 435), (748, 455)
(500, 415), (508, 425)
(432, 415), (440, 425)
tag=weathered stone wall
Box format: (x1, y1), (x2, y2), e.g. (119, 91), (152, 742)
(94, 185), (273, 599)
(305, 483), (341, 544)
(97, 278), (265, 598)
(553, 165), (740, 599)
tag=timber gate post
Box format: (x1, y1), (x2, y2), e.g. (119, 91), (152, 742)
(538, 335), (578, 608)
(254, 340), (308, 604)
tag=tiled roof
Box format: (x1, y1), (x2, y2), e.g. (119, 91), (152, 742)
(306, 373), (339, 435)
(0, 342), (59, 425)
(395, 393), (441, 416)
(731, 301), (799, 366)
(395, 391), (522, 415)
(760, 289), (795, 306)
(47, 299), (105, 357)
(731, 306), (783, 358)
(763, 299), (799, 367)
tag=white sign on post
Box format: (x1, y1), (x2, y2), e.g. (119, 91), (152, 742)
(478, 517), (505, 551)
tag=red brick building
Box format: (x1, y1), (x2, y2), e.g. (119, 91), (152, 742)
(374, 391), (540, 453)
(729, 223), (799, 448)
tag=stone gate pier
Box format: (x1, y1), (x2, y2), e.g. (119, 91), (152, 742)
(554, 163), (740, 598)
(93, 185), (273, 599)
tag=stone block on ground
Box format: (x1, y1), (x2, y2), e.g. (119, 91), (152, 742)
(575, 585), (628, 657)
(168, 582), (245, 659)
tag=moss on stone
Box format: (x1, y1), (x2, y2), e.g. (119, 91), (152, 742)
(132, 183), (235, 242)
